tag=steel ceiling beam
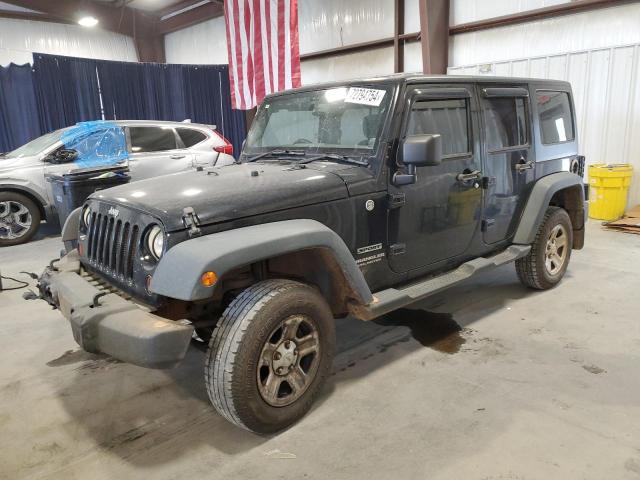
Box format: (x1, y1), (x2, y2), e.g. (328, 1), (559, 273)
(157, 1), (224, 34)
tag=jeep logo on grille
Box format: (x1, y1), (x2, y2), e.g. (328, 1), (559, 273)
(107, 207), (120, 217)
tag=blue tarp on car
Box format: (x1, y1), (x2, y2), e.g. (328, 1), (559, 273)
(60, 121), (128, 168)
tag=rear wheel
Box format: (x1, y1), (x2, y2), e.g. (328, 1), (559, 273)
(516, 206), (572, 290)
(205, 279), (335, 434)
(0, 192), (41, 247)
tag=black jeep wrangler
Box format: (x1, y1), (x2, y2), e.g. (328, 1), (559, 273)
(38, 74), (587, 434)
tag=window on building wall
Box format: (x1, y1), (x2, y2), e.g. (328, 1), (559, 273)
(407, 99), (470, 156)
(483, 97), (528, 151)
(537, 91), (575, 144)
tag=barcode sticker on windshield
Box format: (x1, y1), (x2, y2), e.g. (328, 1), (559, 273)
(345, 88), (386, 106)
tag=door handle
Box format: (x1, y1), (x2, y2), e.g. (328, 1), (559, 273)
(515, 159), (534, 172)
(170, 154), (186, 159)
(456, 170), (482, 183)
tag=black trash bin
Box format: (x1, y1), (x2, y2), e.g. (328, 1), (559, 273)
(47, 165), (131, 228)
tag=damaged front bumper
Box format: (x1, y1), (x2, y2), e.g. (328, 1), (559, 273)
(39, 251), (194, 369)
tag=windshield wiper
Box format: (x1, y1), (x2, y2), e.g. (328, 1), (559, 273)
(298, 153), (369, 167)
(247, 149), (306, 162)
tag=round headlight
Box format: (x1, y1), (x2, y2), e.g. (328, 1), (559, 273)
(82, 206), (91, 227)
(147, 225), (164, 260)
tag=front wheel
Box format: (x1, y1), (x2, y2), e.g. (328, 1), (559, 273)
(205, 279), (335, 434)
(516, 206), (573, 290)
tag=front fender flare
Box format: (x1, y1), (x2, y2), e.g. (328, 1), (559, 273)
(513, 172), (585, 245)
(150, 219), (374, 304)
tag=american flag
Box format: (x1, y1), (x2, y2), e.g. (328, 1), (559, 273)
(224, 0), (302, 110)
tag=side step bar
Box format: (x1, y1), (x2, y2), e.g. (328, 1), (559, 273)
(358, 245), (531, 321)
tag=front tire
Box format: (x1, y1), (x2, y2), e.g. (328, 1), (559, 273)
(205, 279), (335, 434)
(516, 206), (572, 290)
(0, 192), (41, 247)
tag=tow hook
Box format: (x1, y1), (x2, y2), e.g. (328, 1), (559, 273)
(23, 263), (58, 308)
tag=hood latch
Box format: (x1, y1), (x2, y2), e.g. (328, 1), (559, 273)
(182, 207), (202, 238)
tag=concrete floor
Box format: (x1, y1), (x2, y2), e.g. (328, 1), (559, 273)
(1, 222), (639, 480)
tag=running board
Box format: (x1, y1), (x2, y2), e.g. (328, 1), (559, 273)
(358, 245), (531, 321)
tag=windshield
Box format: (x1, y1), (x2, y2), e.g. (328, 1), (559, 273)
(2, 129), (67, 159)
(243, 85), (394, 161)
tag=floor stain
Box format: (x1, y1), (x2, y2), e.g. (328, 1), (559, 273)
(46, 349), (95, 367)
(625, 458), (640, 474)
(376, 309), (466, 354)
(103, 427), (148, 450)
(47, 349), (123, 369)
(582, 364), (606, 375)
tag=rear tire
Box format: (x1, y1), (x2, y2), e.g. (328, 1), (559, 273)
(516, 206), (572, 290)
(0, 192), (41, 247)
(205, 279), (335, 434)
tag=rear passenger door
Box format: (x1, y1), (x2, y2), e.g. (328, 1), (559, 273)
(479, 87), (535, 244)
(126, 126), (194, 180)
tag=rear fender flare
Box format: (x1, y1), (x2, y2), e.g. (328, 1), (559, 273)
(513, 172), (585, 245)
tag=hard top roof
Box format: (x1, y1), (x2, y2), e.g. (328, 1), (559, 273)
(267, 73), (571, 98)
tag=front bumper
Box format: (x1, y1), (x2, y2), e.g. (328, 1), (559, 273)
(40, 251), (193, 369)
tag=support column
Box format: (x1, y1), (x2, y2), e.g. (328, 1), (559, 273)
(394, 0), (405, 73)
(419, 0), (450, 74)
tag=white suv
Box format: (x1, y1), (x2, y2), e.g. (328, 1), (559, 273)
(0, 120), (236, 246)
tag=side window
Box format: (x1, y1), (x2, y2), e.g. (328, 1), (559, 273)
(177, 128), (207, 148)
(407, 99), (470, 156)
(482, 97), (528, 151)
(129, 127), (177, 153)
(537, 91), (575, 144)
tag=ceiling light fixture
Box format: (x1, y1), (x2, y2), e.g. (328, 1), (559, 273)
(78, 16), (99, 27)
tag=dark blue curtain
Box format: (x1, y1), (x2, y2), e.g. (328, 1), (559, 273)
(0, 63), (41, 153)
(32, 54), (102, 133)
(0, 53), (246, 157)
(182, 65), (246, 156)
(96, 60), (246, 154)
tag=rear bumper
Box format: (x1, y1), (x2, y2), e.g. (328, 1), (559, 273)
(40, 252), (193, 369)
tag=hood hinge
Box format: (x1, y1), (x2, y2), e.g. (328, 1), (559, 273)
(182, 207), (202, 237)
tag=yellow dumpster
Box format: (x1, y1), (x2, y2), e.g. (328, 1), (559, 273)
(588, 164), (633, 220)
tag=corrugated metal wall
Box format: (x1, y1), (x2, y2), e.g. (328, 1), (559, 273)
(449, 3), (640, 206)
(164, 0), (423, 85)
(0, 17), (138, 66)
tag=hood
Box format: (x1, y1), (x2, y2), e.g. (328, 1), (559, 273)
(91, 162), (350, 231)
(0, 155), (41, 174)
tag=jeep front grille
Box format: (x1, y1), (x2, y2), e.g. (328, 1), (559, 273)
(87, 212), (140, 280)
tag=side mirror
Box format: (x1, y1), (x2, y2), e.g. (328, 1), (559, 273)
(45, 148), (78, 164)
(393, 134), (442, 186)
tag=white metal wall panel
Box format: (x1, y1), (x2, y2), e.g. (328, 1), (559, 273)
(300, 46), (394, 85)
(449, 44), (640, 204)
(165, 16), (228, 65)
(450, 3), (640, 204)
(449, 3), (640, 66)
(298, 0), (394, 55)
(451, 0), (570, 25)
(404, 41), (422, 74)
(0, 17), (137, 66)
(404, 0), (421, 34)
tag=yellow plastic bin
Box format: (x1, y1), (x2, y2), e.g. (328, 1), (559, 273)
(588, 164), (633, 220)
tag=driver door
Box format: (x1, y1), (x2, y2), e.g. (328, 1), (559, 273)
(387, 85), (482, 274)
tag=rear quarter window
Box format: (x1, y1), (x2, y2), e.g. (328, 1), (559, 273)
(537, 91), (575, 144)
(177, 128), (208, 148)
